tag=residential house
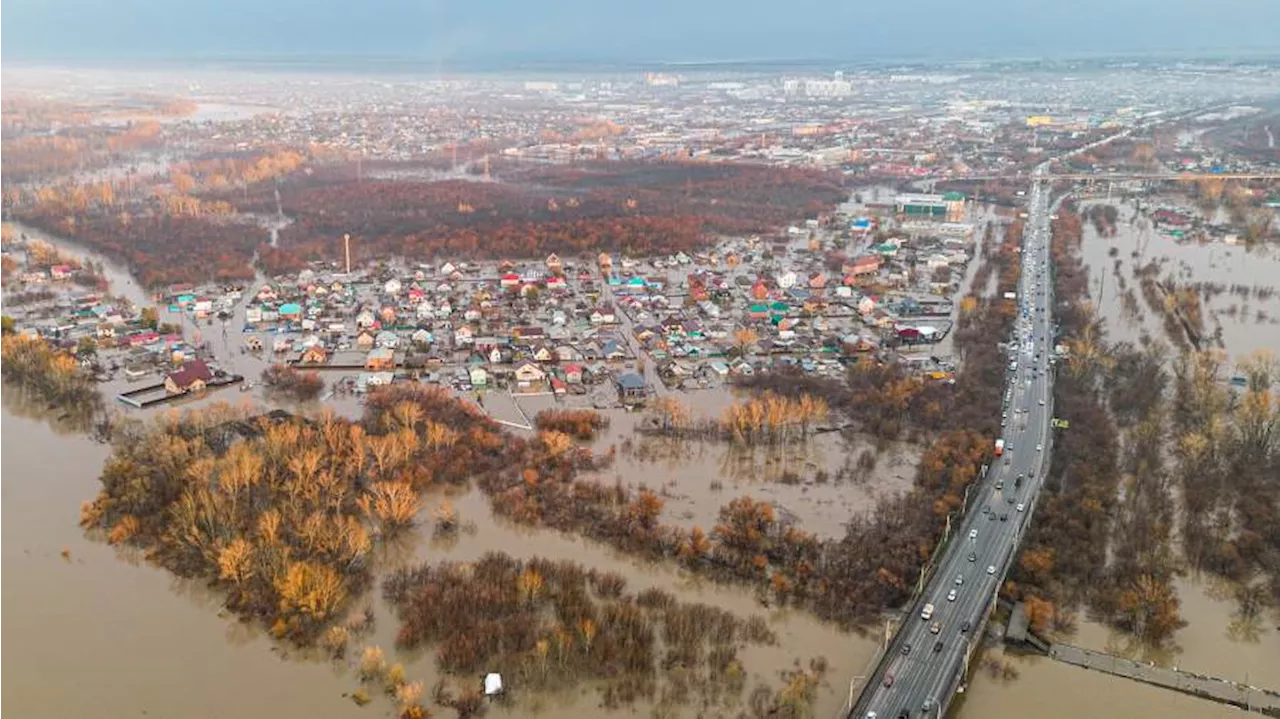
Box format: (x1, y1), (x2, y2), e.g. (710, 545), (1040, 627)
(299, 345), (329, 365)
(454, 325), (475, 346)
(545, 253), (564, 273)
(384, 278), (402, 295)
(411, 328), (433, 346)
(531, 344), (555, 363)
(365, 347), (396, 371)
(563, 363), (584, 383)
(376, 331), (399, 349)
(357, 372), (395, 393)
(513, 360), (547, 386)
(555, 345), (584, 362)
(356, 330), (376, 350)
(616, 372), (648, 402)
(469, 366), (489, 387)
(164, 359), (214, 395)
(279, 303), (303, 321)
(845, 255), (882, 277)
(598, 252), (613, 272)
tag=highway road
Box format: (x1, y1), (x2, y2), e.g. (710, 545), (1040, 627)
(849, 155), (1084, 718)
(847, 117), (1200, 719)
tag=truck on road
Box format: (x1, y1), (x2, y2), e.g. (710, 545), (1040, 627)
(995, 438), (1005, 456)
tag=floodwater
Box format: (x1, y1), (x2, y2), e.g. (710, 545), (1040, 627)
(0, 398), (878, 718)
(955, 646), (1244, 719)
(4, 224), (880, 718)
(1076, 198), (1280, 366)
(577, 403), (921, 541)
(948, 196), (1280, 718)
(1064, 574), (1280, 688)
(1, 401), (372, 719)
(8, 207), (1271, 719)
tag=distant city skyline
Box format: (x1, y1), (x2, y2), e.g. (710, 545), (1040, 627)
(4, 0), (1279, 66)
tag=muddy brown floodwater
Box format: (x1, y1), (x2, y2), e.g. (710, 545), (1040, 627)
(1, 394), (879, 718)
(1076, 199), (1280, 365)
(956, 646), (1245, 719)
(945, 197), (1280, 719)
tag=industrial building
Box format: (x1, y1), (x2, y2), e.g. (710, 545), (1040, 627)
(894, 192), (967, 222)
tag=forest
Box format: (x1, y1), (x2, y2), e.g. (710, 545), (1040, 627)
(0, 334), (104, 427)
(238, 160), (846, 272)
(10, 206), (264, 287)
(381, 553), (822, 716)
(81, 388), (512, 646)
(1173, 349), (1280, 611)
(80, 385), (846, 716)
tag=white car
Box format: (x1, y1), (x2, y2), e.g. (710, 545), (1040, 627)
(1036, 443), (1043, 452)
(969, 529), (978, 540)
(1017, 503), (1026, 512)
(1038, 399), (1045, 405)
(987, 565), (996, 575)
(947, 589), (958, 602)
(955, 575), (964, 586)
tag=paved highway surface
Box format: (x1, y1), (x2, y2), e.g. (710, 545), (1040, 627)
(849, 120), (1192, 719)
(850, 156), (1079, 719)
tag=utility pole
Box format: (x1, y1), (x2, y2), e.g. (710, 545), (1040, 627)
(344, 233), (351, 275)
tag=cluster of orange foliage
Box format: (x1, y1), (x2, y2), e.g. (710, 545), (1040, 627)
(242, 160), (844, 272)
(169, 149), (308, 192)
(533, 409), (611, 440)
(1, 335), (102, 423)
(384, 553), (778, 709)
(81, 387), (512, 645)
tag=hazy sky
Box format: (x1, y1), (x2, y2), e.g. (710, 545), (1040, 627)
(3, 0), (1278, 64)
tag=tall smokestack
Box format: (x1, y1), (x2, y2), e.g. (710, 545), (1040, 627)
(344, 233), (351, 275)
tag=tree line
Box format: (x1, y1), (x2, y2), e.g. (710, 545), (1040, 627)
(241, 160), (846, 273)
